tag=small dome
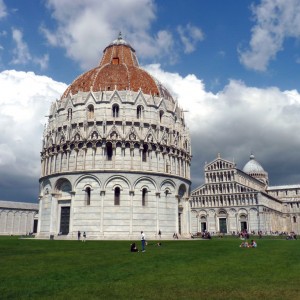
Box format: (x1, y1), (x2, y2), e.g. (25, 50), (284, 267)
(108, 32), (134, 48)
(243, 154), (265, 174)
(243, 154), (269, 187)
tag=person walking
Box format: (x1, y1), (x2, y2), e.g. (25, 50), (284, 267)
(158, 230), (161, 239)
(141, 231), (146, 252)
(77, 230), (81, 241)
(83, 231), (86, 242)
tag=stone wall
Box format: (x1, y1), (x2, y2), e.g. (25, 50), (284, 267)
(0, 201), (38, 235)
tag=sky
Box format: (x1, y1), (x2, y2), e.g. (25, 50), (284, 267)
(1, 0), (300, 203)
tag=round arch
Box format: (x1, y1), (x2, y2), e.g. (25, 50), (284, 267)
(133, 176), (158, 192)
(160, 179), (176, 190)
(104, 175), (131, 190)
(178, 184), (187, 199)
(54, 178), (72, 194)
(74, 174), (102, 190)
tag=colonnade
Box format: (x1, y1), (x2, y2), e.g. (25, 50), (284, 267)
(190, 193), (258, 208)
(41, 141), (190, 179)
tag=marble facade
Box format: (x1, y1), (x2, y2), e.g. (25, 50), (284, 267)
(190, 154), (300, 234)
(37, 35), (191, 240)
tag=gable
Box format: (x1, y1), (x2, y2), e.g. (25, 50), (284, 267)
(205, 158), (235, 171)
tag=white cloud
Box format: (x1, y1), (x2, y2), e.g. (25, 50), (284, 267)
(177, 23), (204, 54)
(2, 66), (300, 200)
(33, 54), (49, 70)
(145, 64), (300, 187)
(42, 0), (158, 69)
(42, 0), (180, 69)
(0, 0), (7, 19)
(0, 70), (67, 197)
(11, 28), (31, 65)
(10, 28), (49, 69)
(239, 0), (300, 71)
(0, 30), (7, 50)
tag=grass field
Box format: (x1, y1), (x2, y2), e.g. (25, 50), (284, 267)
(0, 236), (299, 300)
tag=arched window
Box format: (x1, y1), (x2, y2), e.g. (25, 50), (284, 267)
(137, 105), (144, 119)
(85, 187), (91, 205)
(142, 144), (148, 162)
(159, 110), (164, 122)
(67, 108), (72, 120)
(112, 104), (119, 118)
(87, 105), (94, 119)
(106, 142), (113, 161)
(142, 188), (148, 206)
(114, 187), (120, 205)
(293, 216), (297, 223)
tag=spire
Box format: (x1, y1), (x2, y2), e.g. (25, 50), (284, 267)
(118, 31), (123, 40)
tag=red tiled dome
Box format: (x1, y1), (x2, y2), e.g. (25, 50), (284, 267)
(62, 34), (173, 100)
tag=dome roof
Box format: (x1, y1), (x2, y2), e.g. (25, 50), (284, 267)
(61, 33), (174, 101)
(243, 154), (265, 174)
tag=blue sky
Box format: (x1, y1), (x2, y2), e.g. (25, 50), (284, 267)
(2, 0), (300, 91)
(1, 0), (300, 202)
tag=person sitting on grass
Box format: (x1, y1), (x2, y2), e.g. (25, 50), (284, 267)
(249, 240), (257, 248)
(239, 241), (249, 248)
(130, 243), (139, 252)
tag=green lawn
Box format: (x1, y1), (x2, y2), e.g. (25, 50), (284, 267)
(0, 236), (299, 300)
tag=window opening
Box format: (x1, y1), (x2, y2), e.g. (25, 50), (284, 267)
(137, 105), (144, 119)
(85, 187), (91, 205)
(107, 143), (113, 161)
(114, 187), (120, 205)
(87, 105), (94, 119)
(142, 144), (148, 162)
(159, 110), (164, 122)
(112, 104), (119, 118)
(113, 57), (119, 65)
(67, 108), (72, 120)
(142, 188), (148, 206)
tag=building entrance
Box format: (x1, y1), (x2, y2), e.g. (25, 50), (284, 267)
(201, 222), (207, 232)
(241, 221), (247, 231)
(33, 219), (38, 233)
(60, 207), (70, 235)
(219, 218), (227, 233)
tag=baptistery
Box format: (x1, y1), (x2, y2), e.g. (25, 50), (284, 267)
(37, 34), (191, 239)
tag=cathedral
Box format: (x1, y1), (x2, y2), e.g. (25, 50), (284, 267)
(190, 154), (300, 235)
(36, 34), (192, 239)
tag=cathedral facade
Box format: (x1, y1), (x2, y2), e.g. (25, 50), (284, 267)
(190, 154), (300, 235)
(37, 35), (191, 240)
